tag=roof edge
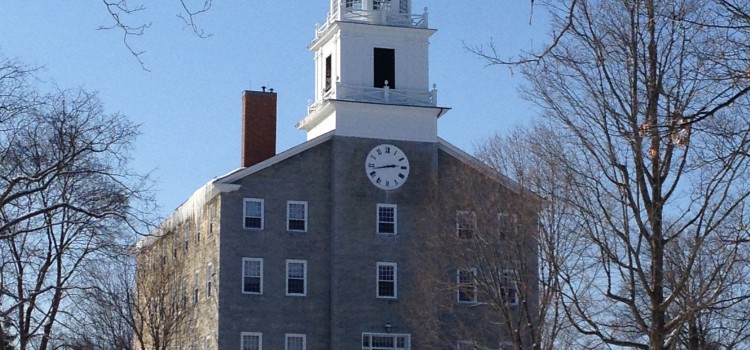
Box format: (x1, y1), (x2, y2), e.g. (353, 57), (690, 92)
(217, 131), (335, 184)
(437, 138), (524, 195)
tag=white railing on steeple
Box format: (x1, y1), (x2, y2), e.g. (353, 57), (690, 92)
(315, 5), (428, 42)
(307, 82), (438, 115)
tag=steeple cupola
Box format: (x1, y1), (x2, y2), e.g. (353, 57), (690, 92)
(296, 0), (449, 142)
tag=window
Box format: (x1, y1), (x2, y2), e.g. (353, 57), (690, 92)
(456, 211), (476, 239)
(285, 334), (306, 350)
(243, 198), (264, 229)
(498, 213), (518, 239)
(373, 0), (390, 10)
(184, 225), (190, 251)
(206, 263), (213, 298)
(286, 260), (307, 296)
(193, 270), (199, 305)
(377, 204), (397, 235)
(457, 268), (478, 303)
(377, 262), (397, 298)
(241, 332), (262, 350)
(172, 234), (177, 258)
(287, 201), (308, 232)
(208, 202), (217, 236)
(457, 340), (494, 350)
(204, 336), (211, 350)
(345, 0), (362, 10)
(181, 278), (187, 307)
(325, 55), (332, 92)
(457, 341), (474, 350)
(500, 269), (519, 306)
(399, 0), (409, 13)
(242, 258), (263, 294)
(374, 48), (395, 89)
(362, 333), (410, 350)
(196, 228), (201, 244)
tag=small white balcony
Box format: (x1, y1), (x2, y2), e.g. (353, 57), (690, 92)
(307, 82), (438, 115)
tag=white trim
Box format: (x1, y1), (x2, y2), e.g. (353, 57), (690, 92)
(376, 204), (398, 235)
(456, 210), (477, 239)
(285, 333), (306, 350)
(287, 201), (309, 232)
(501, 269), (520, 306)
(376, 262), (398, 299)
(240, 332), (262, 350)
(362, 332), (411, 350)
(498, 212), (518, 239)
(243, 198), (264, 230)
(286, 259), (308, 296)
(193, 270), (199, 305)
(242, 258), (263, 295)
(456, 267), (478, 304)
(206, 263), (213, 298)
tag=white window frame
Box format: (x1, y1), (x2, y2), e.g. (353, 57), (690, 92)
(206, 263), (213, 298)
(500, 269), (520, 306)
(456, 210), (477, 239)
(181, 278), (187, 307)
(193, 270), (199, 305)
(362, 332), (411, 350)
(498, 212), (518, 239)
(208, 202), (217, 236)
(456, 268), (478, 304)
(285, 333), (306, 350)
(184, 225), (190, 251)
(287, 201), (308, 232)
(240, 332), (262, 350)
(286, 259), (308, 296)
(204, 336), (211, 350)
(242, 258), (263, 295)
(243, 198), (264, 230)
(376, 204), (397, 235)
(376, 262), (398, 299)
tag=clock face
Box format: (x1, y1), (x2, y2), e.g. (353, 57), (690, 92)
(365, 144), (410, 190)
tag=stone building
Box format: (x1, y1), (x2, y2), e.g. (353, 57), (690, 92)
(136, 1), (538, 349)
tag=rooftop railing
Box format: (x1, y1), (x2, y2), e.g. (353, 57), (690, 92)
(314, 6), (428, 42)
(307, 82), (438, 115)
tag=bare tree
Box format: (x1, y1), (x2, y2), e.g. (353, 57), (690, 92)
(0, 55), (154, 350)
(405, 132), (570, 350)
(99, 0), (213, 69)
(471, 0), (750, 349)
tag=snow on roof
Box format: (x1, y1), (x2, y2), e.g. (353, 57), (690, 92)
(136, 176), (240, 250)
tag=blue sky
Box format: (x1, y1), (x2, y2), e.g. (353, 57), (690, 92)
(1, 1), (545, 218)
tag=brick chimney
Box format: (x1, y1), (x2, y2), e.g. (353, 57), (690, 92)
(241, 89), (277, 167)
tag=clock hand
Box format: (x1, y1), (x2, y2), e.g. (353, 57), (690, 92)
(374, 164), (398, 169)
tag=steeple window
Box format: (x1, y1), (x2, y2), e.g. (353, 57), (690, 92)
(345, 0), (363, 10)
(374, 48), (395, 89)
(373, 0), (390, 10)
(399, 0), (409, 13)
(325, 55), (332, 92)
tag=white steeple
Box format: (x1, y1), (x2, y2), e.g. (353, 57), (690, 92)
(296, 0), (449, 142)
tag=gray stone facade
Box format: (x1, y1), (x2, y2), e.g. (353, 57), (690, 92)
(137, 133), (537, 349)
